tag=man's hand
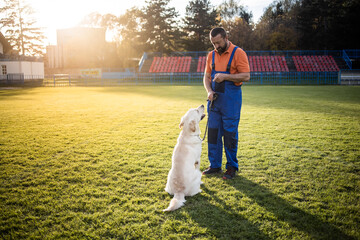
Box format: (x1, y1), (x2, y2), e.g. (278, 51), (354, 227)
(207, 90), (216, 101)
(213, 73), (227, 83)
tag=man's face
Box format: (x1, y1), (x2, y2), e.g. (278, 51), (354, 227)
(211, 34), (228, 55)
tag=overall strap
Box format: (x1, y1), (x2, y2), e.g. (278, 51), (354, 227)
(226, 46), (239, 72)
(211, 50), (215, 70)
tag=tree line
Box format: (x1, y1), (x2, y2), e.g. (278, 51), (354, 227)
(82, 0), (360, 53)
(1, 0), (359, 67)
(82, 0), (359, 67)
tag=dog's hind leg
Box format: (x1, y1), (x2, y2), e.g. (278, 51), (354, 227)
(187, 171), (202, 196)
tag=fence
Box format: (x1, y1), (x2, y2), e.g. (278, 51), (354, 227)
(342, 50), (352, 69)
(43, 71), (341, 87)
(0, 74), (44, 86)
(43, 73), (204, 87)
(248, 72), (340, 85)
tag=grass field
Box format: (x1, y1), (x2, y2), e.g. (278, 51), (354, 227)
(0, 86), (359, 239)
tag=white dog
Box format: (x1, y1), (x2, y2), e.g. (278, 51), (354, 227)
(164, 105), (205, 212)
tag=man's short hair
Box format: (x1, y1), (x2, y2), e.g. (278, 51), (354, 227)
(210, 27), (227, 39)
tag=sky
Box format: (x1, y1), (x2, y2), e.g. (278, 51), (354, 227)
(27, 0), (274, 45)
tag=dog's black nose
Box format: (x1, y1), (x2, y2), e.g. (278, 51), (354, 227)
(200, 105), (204, 108)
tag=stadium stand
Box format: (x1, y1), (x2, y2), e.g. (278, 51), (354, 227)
(45, 50), (360, 86)
(140, 50), (353, 74)
(292, 55), (339, 72)
(149, 56), (192, 73)
(197, 56), (206, 73)
(249, 56), (289, 72)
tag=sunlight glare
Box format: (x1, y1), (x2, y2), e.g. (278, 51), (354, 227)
(31, 0), (106, 44)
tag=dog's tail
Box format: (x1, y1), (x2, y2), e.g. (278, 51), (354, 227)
(163, 193), (185, 212)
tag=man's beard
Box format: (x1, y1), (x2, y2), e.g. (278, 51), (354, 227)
(217, 41), (227, 55)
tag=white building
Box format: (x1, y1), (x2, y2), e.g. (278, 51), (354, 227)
(45, 27), (106, 73)
(0, 32), (44, 84)
(2, 61), (44, 78)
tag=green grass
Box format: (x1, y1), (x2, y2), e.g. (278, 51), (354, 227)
(0, 86), (359, 239)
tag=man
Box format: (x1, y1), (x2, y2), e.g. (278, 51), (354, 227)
(203, 27), (250, 180)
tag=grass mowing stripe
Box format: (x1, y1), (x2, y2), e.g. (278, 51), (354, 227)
(0, 86), (359, 239)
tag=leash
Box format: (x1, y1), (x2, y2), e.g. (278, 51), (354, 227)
(202, 93), (217, 142)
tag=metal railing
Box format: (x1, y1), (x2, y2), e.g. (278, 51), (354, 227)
(42, 71), (341, 87)
(342, 50), (352, 69)
(0, 74), (44, 86)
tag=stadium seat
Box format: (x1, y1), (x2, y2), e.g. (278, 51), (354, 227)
(249, 56), (289, 72)
(292, 55), (339, 72)
(197, 56), (206, 72)
(149, 56), (193, 73)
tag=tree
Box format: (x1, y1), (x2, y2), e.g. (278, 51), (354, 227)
(81, 8), (144, 68)
(252, 0), (299, 50)
(218, 0), (253, 49)
(268, 24), (297, 50)
(296, 0), (329, 49)
(140, 0), (180, 53)
(117, 7), (144, 67)
(182, 0), (219, 51)
(297, 0), (360, 49)
(218, 0), (253, 24)
(221, 17), (254, 49)
(0, 0), (45, 56)
(81, 12), (119, 33)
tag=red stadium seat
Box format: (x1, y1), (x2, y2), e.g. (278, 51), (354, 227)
(197, 56), (206, 72)
(148, 56), (194, 73)
(249, 55), (289, 72)
(292, 55), (340, 72)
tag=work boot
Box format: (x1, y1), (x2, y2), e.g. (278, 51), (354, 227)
(202, 167), (222, 175)
(223, 166), (237, 180)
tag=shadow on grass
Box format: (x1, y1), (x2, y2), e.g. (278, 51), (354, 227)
(95, 85), (360, 118)
(185, 183), (271, 240)
(244, 86), (360, 118)
(95, 85), (206, 102)
(219, 176), (355, 240)
(0, 87), (37, 100)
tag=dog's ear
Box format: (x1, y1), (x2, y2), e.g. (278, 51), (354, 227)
(179, 117), (184, 129)
(189, 120), (196, 132)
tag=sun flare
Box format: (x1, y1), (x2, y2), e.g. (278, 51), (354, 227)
(31, 0), (98, 44)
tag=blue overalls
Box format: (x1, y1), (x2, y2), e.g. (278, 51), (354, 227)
(207, 46), (242, 171)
